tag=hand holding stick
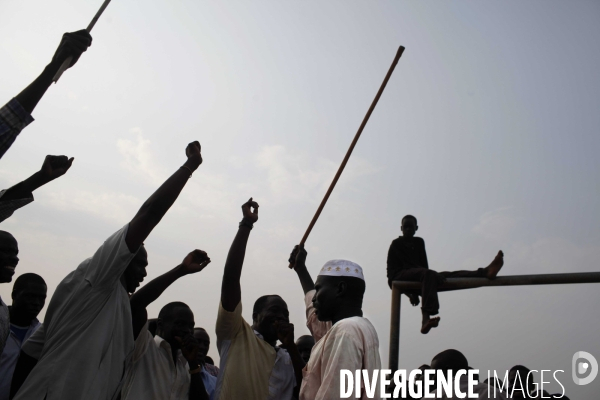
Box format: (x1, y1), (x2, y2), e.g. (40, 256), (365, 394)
(52, 0), (112, 82)
(288, 46), (405, 268)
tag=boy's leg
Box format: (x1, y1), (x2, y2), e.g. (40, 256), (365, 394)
(396, 268), (444, 334)
(439, 251), (504, 280)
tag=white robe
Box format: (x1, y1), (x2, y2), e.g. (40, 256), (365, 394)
(15, 225), (140, 400)
(299, 290), (382, 400)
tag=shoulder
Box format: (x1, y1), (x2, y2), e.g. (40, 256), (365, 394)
(414, 237), (426, 245)
(331, 317), (378, 339)
(390, 237), (404, 246)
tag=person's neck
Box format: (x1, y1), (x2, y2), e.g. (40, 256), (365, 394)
(9, 308), (34, 327)
(402, 234), (414, 240)
(331, 307), (363, 325)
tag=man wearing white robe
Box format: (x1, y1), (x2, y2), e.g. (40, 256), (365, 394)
(289, 247), (382, 400)
(11, 141), (204, 400)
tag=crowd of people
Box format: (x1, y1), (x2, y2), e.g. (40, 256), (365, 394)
(0, 29), (569, 400)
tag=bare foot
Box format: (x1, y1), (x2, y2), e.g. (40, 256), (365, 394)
(421, 317), (440, 334)
(485, 250), (504, 279)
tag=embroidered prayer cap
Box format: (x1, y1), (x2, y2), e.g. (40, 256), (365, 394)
(318, 259), (365, 281)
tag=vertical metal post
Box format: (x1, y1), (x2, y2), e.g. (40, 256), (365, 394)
(388, 285), (401, 371)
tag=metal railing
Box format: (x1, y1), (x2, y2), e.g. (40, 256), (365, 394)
(388, 272), (600, 371)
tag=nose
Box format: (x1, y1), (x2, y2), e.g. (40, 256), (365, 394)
(12, 255), (19, 265)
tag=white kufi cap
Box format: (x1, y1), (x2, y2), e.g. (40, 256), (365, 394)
(318, 259), (365, 281)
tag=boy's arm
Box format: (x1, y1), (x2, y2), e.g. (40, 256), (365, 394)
(220, 198), (259, 312)
(125, 141), (202, 253)
(289, 245), (315, 295)
(130, 250), (210, 338)
(420, 238), (429, 269)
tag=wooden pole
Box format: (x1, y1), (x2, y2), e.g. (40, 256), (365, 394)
(53, 0), (113, 83)
(289, 46), (405, 268)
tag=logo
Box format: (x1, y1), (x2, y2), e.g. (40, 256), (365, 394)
(572, 351), (598, 385)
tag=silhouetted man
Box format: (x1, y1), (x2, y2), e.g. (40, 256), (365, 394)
(0, 30), (92, 159)
(121, 250), (212, 400)
(0, 274), (46, 400)
(426, 349), (505, 399)
(387, 215), (504, 333)
(193, 328), (219, 379)
(11, 141), (204, 400)
(0, 231), (19, 354)
(0, 155), (74, 222)
(214, 199), (304, 400)
(290, 245), (381, 400)
(295, 335), (315, 365)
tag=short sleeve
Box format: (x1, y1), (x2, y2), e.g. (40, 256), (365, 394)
(215, 301), (244, 341)
(0, 98), (34, 160)
(130, 321), (153, 364)
(82, 224), (140, 289)
(304, 290), (331, 343)
(21, 324), (45, 360)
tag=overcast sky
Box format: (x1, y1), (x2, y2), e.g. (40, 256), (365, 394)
(1, 0), (599, 397)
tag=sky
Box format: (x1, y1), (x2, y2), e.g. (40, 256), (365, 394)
(1, 0), (600, 397)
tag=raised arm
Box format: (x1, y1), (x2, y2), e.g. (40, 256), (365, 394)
(1, 155), (73, 202)
(130, 250), (210, 338)
(125, 141), (202, 253)
(220, 198), (259, 312)
(15, 30), (92, 114)
(289, 245), (315, 295)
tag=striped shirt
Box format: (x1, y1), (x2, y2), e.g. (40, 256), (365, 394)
(0, 99), (34, 160)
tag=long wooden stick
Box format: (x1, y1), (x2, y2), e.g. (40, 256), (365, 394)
(52, 0), (113, 83)
(289, 46), (405, 268)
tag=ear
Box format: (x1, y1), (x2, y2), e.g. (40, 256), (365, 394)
(252, 312), (258, 323)
(336, 281), (347, 297)
(415, 225), (419, 231)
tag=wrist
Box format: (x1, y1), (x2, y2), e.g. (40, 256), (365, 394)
(239, 218), (254, 230)
(183, 159), (200, 172)
(27, 171), (50, 190)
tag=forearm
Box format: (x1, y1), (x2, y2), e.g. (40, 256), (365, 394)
(130, 265), (186, 311)
(285, 342), (305, 394)
(15, 61), (63, 115)
(126, 165), (193, 251)
(188, 362), (209, 400)
(10, 351), (38, 399)
(1, 171), (49, 202)
(220, 225), (251, 311)
(294, 265), (315, 295)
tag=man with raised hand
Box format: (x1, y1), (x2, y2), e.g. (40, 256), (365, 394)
(121, 249), (212, 400)
(214, 199), (304, 400)
(0, 31), (92, 159)
(0, 155), (74, 222)
(289, 245), (382, 400)
(0, 273), (46, 400)
(11, 141), (203, 400)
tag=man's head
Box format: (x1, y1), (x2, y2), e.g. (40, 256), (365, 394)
(156, 302), (194, 348)
(122, 245), (148, 293)
(508, 365), (535, 396)
(0, 231), (19, 283)
(295, 335), (315, 364)
(312, 260), (365, 322)
(401, 215), (418, 238)
(251, 295), (289, 344)
(11, 273), (47, 321)
(431, 349), (469, 377)
(193, 327), (210, 363)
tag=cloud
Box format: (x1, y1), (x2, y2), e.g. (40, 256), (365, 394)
(46, 190), (141, 224)
(255, 145), (379, 203)
(472, 207), (517, 240)
(117, 128), (167, 185)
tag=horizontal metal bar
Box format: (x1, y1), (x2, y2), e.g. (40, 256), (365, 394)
(392, 272), (600, 292)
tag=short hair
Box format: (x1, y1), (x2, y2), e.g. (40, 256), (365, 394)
(12, 273), (46, 295)
(402, 215), (417, 225)
(205, 356), (215, 365)
(509, 365), (531, 374)
(432, 349), (468, 372)
(158, 302), (190, 322)
(253, 295), (284, 315)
